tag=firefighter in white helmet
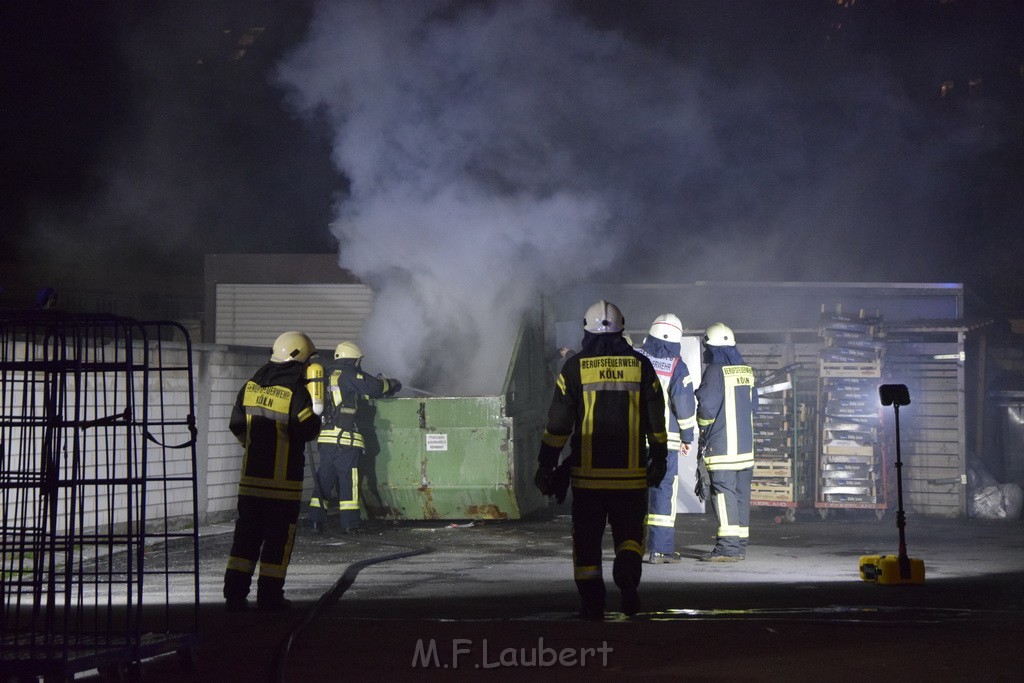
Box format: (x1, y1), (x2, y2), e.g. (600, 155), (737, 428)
(224, 331), (322, 611)
(308, 341), (401, 535)
(637, 314), (697, 564)
(535, 300), (668, 620)
(694, 322), (757, 562)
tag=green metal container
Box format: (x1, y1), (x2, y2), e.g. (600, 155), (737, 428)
(362, 319), (553, 520)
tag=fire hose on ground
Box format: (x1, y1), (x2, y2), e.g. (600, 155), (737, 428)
(272, 542), (433, 682)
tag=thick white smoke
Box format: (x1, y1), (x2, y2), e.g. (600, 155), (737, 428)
(274, 1), (980, 395)
(275, 0), (709, 395)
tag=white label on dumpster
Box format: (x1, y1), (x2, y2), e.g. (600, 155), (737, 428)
(425, 433), (448, 451)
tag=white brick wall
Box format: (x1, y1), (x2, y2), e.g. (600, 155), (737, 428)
(200, 346), (268, 520)
(199, 346), (322, 521)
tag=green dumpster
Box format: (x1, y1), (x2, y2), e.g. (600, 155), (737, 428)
(362, 320), (553, 520)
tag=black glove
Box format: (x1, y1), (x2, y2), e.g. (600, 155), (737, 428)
(385, 378), (402, 396)
(694, 457), (710, 503)
(647, 457), (667, 487)
(535, 465), (555, 496)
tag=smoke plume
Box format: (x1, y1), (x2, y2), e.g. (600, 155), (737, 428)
(276, 0), (1018, 394)
(276, 1), (718, 394)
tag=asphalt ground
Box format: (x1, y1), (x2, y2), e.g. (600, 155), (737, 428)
(78, 507), (1024, 682)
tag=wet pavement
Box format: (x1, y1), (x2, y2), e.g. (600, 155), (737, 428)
(92, 507), (1024, 681)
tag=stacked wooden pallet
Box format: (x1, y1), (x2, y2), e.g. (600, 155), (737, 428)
(752, 364), (813, 508)
(817, 307), (886, 509)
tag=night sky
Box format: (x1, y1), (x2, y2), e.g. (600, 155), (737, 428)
(1, 1), (340, 300)
(2, 2), (1023, 377)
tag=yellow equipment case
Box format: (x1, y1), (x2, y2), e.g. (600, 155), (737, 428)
(859, 554), (926, 585)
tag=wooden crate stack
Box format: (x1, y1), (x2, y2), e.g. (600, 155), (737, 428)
(816, 306), (887, 512)
(752, 364), (814, 509)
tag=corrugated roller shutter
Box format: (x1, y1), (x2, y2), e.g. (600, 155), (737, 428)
(885, 340), (965, 517)
(215, 283), (374, 351)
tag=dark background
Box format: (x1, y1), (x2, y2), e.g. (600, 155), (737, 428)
(2, 1), (1022, 315)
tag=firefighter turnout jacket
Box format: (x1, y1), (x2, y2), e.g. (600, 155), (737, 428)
(637, 337), (696, 450)
(695, 347), (757, 471)
(539, 334), (668, 490)
(229, 360), (322, 502)
(317, 359), (398, 449)
(638, 336), (697, 549)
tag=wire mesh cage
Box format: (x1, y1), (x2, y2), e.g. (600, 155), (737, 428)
(1, 311), (200, 679)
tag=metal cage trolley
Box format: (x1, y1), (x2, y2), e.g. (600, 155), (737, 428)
(1, 311), (200, 679)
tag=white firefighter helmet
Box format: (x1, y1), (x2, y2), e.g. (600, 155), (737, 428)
(704, 322), (735, 347)
(334, 341), (363, 360)
(270, 331), (316, 363)
(648, 313), (683, 343)
(584, 300), (625, 334)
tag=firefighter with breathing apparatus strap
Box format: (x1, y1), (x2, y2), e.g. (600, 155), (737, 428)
(308, 341), (401, 535)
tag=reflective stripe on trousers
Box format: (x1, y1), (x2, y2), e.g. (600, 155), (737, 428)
(708, 467), (752, 556)
(571, 488), (647, 612)
(224, 495), (300, 602)
(645, 451), (679, 554)
(309, 444), (362, 526)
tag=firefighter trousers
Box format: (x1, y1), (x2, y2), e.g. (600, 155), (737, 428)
(309, 443), (362, 530)
(645, 450), (679, 554)
(224, 495), (300, 604)
(708, 466), (753, 556)
(571, 487), (647, 614)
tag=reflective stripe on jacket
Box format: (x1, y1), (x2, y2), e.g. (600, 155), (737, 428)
(638, 338), (696, 448)
(229, 361), (322, 501)
(316, 361), (390, 449)
(695, 362), (756, 471)
(539, 337), (668, 490)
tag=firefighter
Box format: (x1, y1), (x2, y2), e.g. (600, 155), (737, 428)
(224, 331), (323, 611)
(535, 300), (668, 619)
(309, 341), (401, 535)
(694, 322), (757, 562)
(638, 314), (696, 563)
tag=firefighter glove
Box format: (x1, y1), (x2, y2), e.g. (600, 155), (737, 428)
(385, 378), (402, 396)
(534, 465), (555, 496)
(647, 457), (667, 488)
(694, 457), (710, 503)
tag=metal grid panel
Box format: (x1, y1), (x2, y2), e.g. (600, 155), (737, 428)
(1, 312), (199, 678)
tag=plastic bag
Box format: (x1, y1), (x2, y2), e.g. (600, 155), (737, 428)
(1000, 483), (1023, 520)
(967, 464), (1001, 491)
(970, 485), (1006, 519)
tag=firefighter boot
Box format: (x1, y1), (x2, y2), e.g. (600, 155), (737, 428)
(620, 583), (640, 617)
(223, 569), (252, 612)
(225, 598), (249, 612)
(576, 580), (606, 621)
(698, 550), (741, 563)
(648, 551), (683, 564)
(256, 576), (292, 611)
(613, 559), (642, 617)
